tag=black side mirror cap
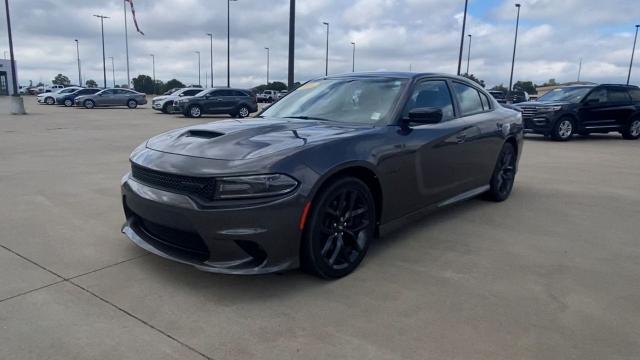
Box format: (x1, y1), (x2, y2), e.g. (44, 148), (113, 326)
(405, 107), (443, 125)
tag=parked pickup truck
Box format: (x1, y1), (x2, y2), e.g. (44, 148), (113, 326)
(257, 90), (279, 103)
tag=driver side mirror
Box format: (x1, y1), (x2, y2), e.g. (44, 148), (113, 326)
(179, 93), (185, 97)
(585, 98), (599, 105)
(404, 107), (443, 125)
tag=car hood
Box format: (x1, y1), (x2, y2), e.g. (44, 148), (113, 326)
(145, 118), (371, 160)
(515, 100), (571, 107)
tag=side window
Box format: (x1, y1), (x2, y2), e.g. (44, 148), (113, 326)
(217, 90), (234, 97)
(184, 90), (200, 96)
(402, 80), (455, 121)
(452, 82), (484, 116)
(629, 88), (640, 102)
(607, 88), (631, 103)
(102, 89), (115, 95)
(586, 88), (607, 103)
(233, 90), (248, 97)
(479, 92), (491, 110)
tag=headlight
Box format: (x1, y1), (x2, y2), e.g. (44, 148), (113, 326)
(538, 105), (563, 113)
(215, 174), (298, 199)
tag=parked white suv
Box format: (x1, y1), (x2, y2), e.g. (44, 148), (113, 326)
(152, 88), (204, 113)
(257, 90), (278, 103)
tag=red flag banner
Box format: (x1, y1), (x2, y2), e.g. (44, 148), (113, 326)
(125, 0), (144, 35)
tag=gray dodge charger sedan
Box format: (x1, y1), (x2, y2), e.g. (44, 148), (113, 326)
(75, 88), (147, 109)
(121, 72), (523, 279)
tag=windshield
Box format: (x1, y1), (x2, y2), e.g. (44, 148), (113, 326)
(537, 87), (593, 103)
(195, 89), (210, 97)
(261, 78), (407, 124)
(163, 88), (180, 95)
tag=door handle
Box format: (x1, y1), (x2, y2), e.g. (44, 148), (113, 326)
(456, 134), (467, 144)
(496, 122), (503, 129)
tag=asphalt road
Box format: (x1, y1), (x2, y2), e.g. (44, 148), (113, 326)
(1, 97), (639, 360)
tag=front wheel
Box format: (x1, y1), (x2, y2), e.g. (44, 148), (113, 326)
(45, 97), (55, 105)
(551, 117), (574, 141)
(84, 100), (95, 109)
(127, 99), (138, 109)
(621, 118), (640, 140)
(64, 99), (73, 107)
(188, 105), (202, 118)
(484, 143), (517, 202)
(301, 177), (376, 279)
(161, 102), (171, 114)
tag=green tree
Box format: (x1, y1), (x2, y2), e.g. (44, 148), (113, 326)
(513, 80), (537, 95)
(162, 79), (185, 93)
(462, 73), (486, 88)
(132, 74), (154, 94)
(52, 74), (71, 86)
(490, 84), (508, 93)
(85, 79), (98, 88)
(254, 81), (288, 93)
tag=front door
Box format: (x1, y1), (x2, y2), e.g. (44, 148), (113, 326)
(578, 87), (631, 131)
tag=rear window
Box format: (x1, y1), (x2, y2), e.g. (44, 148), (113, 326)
(607, 88), (631, 102)
(628, 88), (640, 102)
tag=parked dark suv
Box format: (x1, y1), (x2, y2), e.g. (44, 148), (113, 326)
(174, 88), (258, 118)
(516, 84), (640, 141)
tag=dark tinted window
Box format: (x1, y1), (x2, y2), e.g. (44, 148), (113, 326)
(183, 89), (201, 96)
(453, 82), (484, 116)
(216, 90), (235, 97)
(586, 88), (607, 103)
(403, 80), (454, 121)
(607, 88), (631, 102)
(233, 90), (249, 97)
(629, 88), (640, 102)
(101, 89), (116, 95)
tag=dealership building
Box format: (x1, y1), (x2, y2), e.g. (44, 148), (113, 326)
(0, 59), (19, 96)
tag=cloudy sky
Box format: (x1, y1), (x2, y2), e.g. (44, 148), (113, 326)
(1, 0), (640, 89)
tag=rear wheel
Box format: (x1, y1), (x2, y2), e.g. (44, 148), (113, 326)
(237, 105), (250, 118)
(621, 118), (640, 140)
(484, 143), (517, 202)
(64, 99), (73, 107)
(301, 177), (375, 279)
(83, 99), (95, 109)
(189, 105), (202, 118)
(551, 117), (574, 141)
(127, 99), (138, 109)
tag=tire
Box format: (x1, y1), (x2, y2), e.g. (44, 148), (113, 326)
(161, 102), (171, 114)
(621, 118), (640, 140)
(188, 105), (202, 118)
(551, 116), (574, 141)
(301, 177), (376, 279)
(127, 99), (138, 109)
(84, 100), (95, 109)
(45, 97), (55, 105)
(484, 142), (517, 202)
(64, 99), (73, 107)
(237, 105), (250, 118)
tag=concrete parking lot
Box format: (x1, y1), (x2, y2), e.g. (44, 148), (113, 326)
(1, 97), (639, 360)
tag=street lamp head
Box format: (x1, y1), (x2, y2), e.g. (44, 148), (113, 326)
(207, 33), (213, 37)
(323, 22), (329, 26)
(468, 34), (472, 38)
(74, 39), (78, 43)
(351, 41), (355, 45)
(515, 3), (521, 7)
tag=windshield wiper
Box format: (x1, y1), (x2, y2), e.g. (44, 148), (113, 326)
(284, 115), (331, 121)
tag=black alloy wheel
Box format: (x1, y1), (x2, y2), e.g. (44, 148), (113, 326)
(622, 118), (640, 140)
(302, 177), (375, 279)
(237, 106), (250, 118)
(485, 143), (517, 202)
(162, 102), (171, 114)
(64, 99), (73, 107)
(551, 116), (574, 141)
(189, 105), (202, 118)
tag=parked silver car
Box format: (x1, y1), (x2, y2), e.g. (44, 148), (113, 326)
(37, 87), (82, 105)
(152, 87), (203, 113)
(74, 88), (148, 109)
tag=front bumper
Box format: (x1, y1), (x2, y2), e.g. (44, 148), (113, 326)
(523, 114), (556, 134)
(121, 173), (304, 274)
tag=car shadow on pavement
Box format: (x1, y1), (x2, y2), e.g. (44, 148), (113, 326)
(524, 134), (624, 142)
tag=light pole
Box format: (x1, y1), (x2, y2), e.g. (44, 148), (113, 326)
(627, 25), (640, 85)
(466, 34), (472, 75)
(457, 0), (469, 75)
(288, 0), (296, 90)
(93, 14), (109, 89)
(577, 58), (582, 82)
(109, 56), (115, 88)
(74, 39), (82, 86)
(195, 51), (201, 87)
(149, 54), (155, 94)
(351, 41), (356, 72)
(508, 3), (521, 96)
(265, 47), (270, 84)
(123, 0), (130, 89)
(3, 51), (6, 59)
(207, 33), (214, 88)
(227, 0), (238, 88)
(323, 22), (329, 76)
(4, 0), (25, 114)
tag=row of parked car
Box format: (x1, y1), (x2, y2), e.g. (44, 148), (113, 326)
(151, 87), (258, 118)
(36, 86), (148, 109)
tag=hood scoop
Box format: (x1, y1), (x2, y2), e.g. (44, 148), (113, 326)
(184, 130), (225, 139)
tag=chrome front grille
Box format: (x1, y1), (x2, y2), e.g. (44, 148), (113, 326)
(519, 106), (538, 120)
